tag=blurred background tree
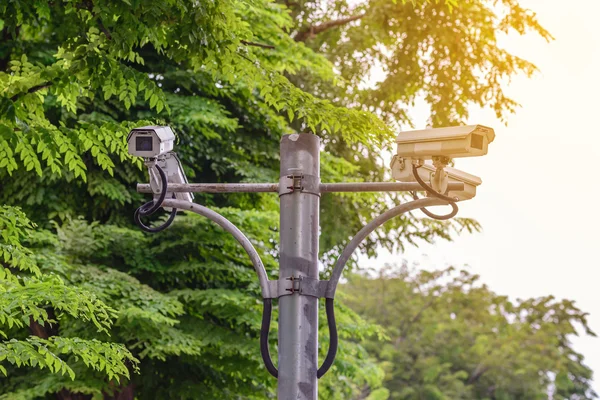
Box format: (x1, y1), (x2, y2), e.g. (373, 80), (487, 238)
(343, 266), (596, 399)
(0, 0), (589, 399)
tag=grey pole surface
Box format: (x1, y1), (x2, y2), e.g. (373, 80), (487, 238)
(278, 133), (320, 400)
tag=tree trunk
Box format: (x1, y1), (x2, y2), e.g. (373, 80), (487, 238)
(104, 382), (136, 400)
(56, 390), (92, 400)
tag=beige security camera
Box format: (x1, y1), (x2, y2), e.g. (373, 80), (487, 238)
(396, 125), (495, 160)
(390, 156), (482, 201)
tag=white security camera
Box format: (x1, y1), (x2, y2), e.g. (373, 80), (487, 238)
(396, 125), (495, 160)
(390, 156), (482, 201)
(127, 126), (175, 158)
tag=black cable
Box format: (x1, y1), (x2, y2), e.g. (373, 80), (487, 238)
(412, 164), (457, 203)
(134, 205), (177, 233)
(260, 297), (337, 379)
(260, 299), (278, 378)
(141, 164), (168, 215)
(410, 191), (458, 220)
(317, 298), (338, 379)
(411, 165), (459, 220)
(134, 163), (177, 233)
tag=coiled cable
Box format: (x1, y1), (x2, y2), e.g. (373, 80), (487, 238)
(134, 164), (177, 233)
(411, 164), (458, 220)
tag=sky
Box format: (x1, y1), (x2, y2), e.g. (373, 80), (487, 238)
(363, 0), (600, 391)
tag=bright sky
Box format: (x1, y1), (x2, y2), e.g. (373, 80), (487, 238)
(364, 0), (600, 390)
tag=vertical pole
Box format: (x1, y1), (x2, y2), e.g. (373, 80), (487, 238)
(278, 133), (320, 400)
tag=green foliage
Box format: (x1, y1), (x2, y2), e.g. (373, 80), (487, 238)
(0, 0), (570, 398)
(342, 266), (597, 399)
(0, 205), (40, 277)
(0, 0), (391, 170)
(0, 206), (137, 391)
(38, 214), (383, 399)
(0, 273), (114, 335)
(0, 336), (137, 382)
(292, 0), (551, 127)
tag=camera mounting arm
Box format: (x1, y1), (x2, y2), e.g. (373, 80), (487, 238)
(160, 198), (271, 297)
(324, 196), (446, 299)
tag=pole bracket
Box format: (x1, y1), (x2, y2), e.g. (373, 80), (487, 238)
(267, 276), (328, 299)
(278, 173), (320, 197)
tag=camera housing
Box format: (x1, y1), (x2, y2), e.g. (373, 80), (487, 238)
(396, 125), (495, 160)
(390, 156), (482, 201)
(127, 126), (175, 158)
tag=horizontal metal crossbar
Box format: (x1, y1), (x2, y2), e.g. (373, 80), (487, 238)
(137, 181), (465, 194)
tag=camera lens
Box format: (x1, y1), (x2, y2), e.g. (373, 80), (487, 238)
(136, 136), (153, 152)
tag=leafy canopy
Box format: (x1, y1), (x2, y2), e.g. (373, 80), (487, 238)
(0, 0), (562, 398)
(0, 206), (138, 394)
(342, 266), (597, 399)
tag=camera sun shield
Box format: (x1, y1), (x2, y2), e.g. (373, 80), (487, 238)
(395, 125), (495, 160)
(127, 126), (175, 158)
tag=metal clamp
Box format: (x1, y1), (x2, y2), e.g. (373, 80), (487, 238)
(278, 173), (303, 195)
(278, 172), (320, 197)
(297, 276), (328, 298)
(285, 276), (301, 294)
(267, 276), (328, 299)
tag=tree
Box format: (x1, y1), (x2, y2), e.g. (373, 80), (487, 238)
(289, 0), (551, 127)
(0, 0), (553, 398)
(342, 266), (597, 399)
(0, 206), (138, 399)
(0, 0), (408, 397)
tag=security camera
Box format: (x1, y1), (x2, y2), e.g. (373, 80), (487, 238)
(396, 125), (495, 160)
(127, 126), (175, 158)
(127, 126), (193, 205)
(390, 156), (482, 201)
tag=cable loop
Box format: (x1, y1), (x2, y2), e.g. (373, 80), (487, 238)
(134, 164), (177, 233)
(317, 298), (338, 378)
(411, 164), (459, 220)
(261, 299), (278, 378)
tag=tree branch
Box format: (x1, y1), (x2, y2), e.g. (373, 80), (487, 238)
(103, 382), (136, 400)
(10, 84), (52, 102)
(77, 0), (112, 40)
(29, 317), (50, 339)
(29, 309), (59, 339)
(467, 363), (489, 384)
(294, 14), (365, 42)
(240, 40), (275, 49)
(97, 19), (112, 40)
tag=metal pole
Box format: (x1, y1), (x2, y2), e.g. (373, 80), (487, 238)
(278, 133), (320, 400)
